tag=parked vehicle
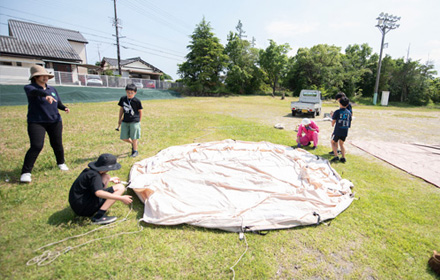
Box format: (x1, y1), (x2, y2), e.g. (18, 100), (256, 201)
(290, 90), (322, 118)
(134, 82), (144, 89)
(86, 75), (103, 86)
(145, 80), (155, 88)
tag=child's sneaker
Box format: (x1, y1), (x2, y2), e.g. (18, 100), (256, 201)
(91, 215), (117, 225)
(340, 157), (346, 163)
(130, 151), (139, 157)
(20, 173), (32, 183)
(58, 163), (69, 171)
(312, 146), (317, 150)
(330, 156), (340, 163)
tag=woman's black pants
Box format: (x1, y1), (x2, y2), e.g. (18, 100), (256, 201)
(21, 122), (65, 174)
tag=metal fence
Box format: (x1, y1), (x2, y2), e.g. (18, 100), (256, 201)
(0, 66), (182, 90)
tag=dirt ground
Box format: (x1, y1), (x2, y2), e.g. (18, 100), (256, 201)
(236, 102), (440, 155)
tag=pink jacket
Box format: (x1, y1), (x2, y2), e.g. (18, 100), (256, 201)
(297, 121), (319, 138)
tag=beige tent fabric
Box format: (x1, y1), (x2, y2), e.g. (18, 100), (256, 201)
(351, 141), (440, 188)
(129, 140), (354, 232)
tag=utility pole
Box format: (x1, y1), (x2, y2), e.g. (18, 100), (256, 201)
(113, 0), (122, 75)
(373, 12), (400, 105)
(97, 43), (101, 62)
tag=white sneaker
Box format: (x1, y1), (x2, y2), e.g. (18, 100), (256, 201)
(20, 173), (32, 183)
(58, 163), (69, 171)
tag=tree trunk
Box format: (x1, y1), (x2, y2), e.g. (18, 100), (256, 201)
(271, 76), (277, 98)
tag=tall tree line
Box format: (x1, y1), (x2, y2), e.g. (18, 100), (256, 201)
(178, 19), (440, 105)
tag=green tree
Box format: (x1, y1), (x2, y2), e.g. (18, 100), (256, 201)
(377, 57), (438, 105)
(285, 44), (343, 98)
(357, 52), (379, 98)
(224, 21), (263, 94)
(259, 40), (291, 97)
(178, 18), (228, 94)
(428, 77), (440, 103)
(160, 73), (173, 80)
(341, 44), (374, 97)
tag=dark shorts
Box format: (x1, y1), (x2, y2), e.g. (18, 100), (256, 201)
(332, 134), (347, 142)
(73, 186), (115, 217)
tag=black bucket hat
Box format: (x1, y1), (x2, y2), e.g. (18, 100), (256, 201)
(88, 154), (121, 172)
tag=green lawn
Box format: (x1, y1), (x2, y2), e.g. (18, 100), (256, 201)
(1, 96), (439, 279)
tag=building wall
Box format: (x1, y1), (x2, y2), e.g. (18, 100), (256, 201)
(0, 56), (45, 67)
(125, 61), (153, 71)
(68, 41), (88, 75)
(0, 65), (55, 85)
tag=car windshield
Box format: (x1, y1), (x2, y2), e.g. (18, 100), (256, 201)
(303, 92), (317, 97)
(88, 75), (101, 79)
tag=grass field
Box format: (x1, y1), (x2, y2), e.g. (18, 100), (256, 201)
(1, 96), (439, 279)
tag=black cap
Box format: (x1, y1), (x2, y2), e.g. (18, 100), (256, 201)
(88, 154), (121, 172)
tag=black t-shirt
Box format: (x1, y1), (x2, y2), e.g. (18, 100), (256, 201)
(68, 168), (105, 216)
(332, 108), (352, 137)
(118, 96), (143, 123)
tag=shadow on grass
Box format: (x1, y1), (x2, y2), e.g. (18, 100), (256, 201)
(48, 201), (143, 227)
(0, 167), (23, 184)
(70, 153), (130, 166)
(425, 263), (440, 279)
(284, 113), (320, 119)
(47, 207), (90, 226)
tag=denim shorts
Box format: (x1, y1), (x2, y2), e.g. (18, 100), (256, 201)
(120, 122), (141, 140)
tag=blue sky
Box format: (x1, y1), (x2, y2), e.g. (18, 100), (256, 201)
(1, 0), (439, 80)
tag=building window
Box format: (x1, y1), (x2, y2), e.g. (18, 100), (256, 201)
(0, 62), (13, 66)
(16, 62), (22, 66)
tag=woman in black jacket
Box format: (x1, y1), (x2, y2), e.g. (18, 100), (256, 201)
(20, 65), (70, 183)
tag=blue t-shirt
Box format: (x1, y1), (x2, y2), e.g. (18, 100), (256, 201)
(332, 108), (352, 137)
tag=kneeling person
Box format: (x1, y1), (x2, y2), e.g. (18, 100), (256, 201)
(296, 118), (319, 150)
(69, 154), (133, 225)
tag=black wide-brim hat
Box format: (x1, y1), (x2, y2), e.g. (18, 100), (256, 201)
(88, 153), (121, 172)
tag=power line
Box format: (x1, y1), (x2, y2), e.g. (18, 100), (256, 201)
(1, 11), (185, 56)
(122, 0), (192, 35)
(0, 13), (186, 61)
(134, 0), (193, 30)
(0, 6), (111, 37)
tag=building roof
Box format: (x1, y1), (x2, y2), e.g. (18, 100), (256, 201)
(0, 20), (88, 62)
(102, 57), (164, 73)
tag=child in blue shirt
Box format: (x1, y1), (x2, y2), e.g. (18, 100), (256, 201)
(330, 97), (352, 163)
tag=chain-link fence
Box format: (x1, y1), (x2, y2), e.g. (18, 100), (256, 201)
(0, 66), (182, 90)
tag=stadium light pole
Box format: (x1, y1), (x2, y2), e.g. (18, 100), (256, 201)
(373, 12), (400, 105)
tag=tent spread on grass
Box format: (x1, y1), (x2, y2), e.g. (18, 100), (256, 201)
(128, 140), (354, 232)
(351, 141), (440, 188)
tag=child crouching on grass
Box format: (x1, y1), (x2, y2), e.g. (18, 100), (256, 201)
(330, 97), (352, 163)
(296, 118), (319, 150)
(68, 154), (132, 225)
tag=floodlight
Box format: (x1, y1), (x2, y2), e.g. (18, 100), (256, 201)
(373, 12), (401, 105)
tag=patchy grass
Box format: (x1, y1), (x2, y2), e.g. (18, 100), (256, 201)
(0, 96), (439, 279)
